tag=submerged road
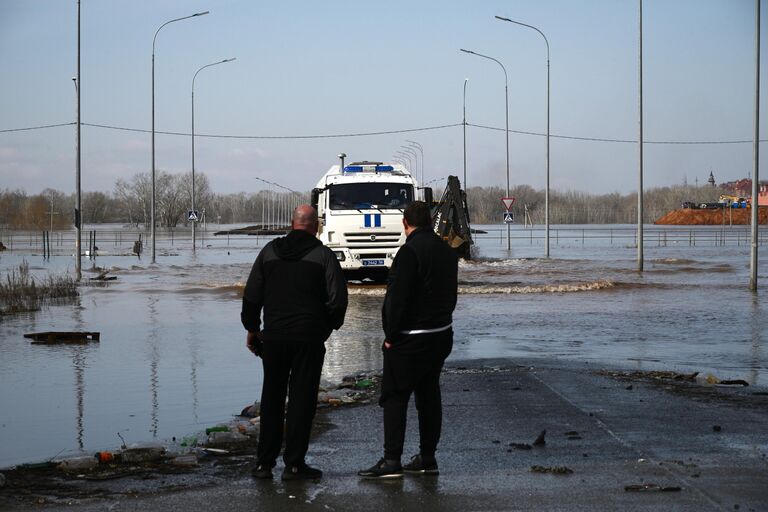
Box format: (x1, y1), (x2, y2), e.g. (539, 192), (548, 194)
(3, 358), (767, 511)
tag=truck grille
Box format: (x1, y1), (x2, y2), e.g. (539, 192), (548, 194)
(343, 231), (401, 246)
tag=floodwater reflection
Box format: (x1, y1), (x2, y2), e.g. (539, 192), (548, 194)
(324, 293), (384, 383)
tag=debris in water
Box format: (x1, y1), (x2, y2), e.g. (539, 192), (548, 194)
(531, 465), (573, 475)
(25, 331), (100, 344)
(202, 448), (229, 456)
(718, 380), (749, 387)
(624, 483), (681, 492)
(533, 430), (546, 446)
(89, 270), (116, 281)
(170, 454), (198, 466)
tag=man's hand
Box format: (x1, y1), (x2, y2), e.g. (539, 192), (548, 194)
(247, 331), (263, 357)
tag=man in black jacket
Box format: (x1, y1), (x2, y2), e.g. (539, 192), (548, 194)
(242, 204), (348, 481)
(358, 201), (458, 479)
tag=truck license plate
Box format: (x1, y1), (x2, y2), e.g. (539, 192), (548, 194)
(362, 259), (384, 266)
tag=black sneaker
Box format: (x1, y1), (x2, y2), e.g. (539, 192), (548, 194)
(358, 458), (404, 479)
(282, 462), (323, 481)
(252, 461), (275, 479)
(403, 454), (439, 475)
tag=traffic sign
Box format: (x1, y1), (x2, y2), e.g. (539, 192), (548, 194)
(501, 197), (516, 211)
(503, 212), (514, 224)
(188, 210), (199, 222)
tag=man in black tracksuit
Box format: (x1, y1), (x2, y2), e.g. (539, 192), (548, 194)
(359, 201), (458, 479)
(242, 204), (347, 481)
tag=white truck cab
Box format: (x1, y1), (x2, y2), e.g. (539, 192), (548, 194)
(311, 160), (429, 279)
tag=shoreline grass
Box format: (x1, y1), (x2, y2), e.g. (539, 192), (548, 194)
(0, 261), (79, 315)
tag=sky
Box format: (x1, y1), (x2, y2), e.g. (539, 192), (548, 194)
(0, 0), (764, 196)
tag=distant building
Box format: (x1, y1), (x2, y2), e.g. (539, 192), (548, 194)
(708, 171), (716, 187)
(720, 178), (768, 206)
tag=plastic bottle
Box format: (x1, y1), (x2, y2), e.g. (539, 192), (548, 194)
(58, 456), (98, 472)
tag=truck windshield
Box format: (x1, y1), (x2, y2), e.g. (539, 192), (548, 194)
(329, 183), (414, 210)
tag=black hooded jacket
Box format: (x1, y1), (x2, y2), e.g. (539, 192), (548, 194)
(382, 227), (458, 345)
(241, 230), (348, 342)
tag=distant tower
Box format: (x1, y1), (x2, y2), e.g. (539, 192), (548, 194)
(708, 171), (716, 187)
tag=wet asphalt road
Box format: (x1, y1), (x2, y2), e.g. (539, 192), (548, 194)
(4, 358), (767, 511)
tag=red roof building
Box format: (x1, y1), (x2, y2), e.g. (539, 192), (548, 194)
(721, 179), (768, 206)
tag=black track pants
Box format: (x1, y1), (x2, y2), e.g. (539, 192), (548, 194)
(380, 329), (453, 461)
(257, 339), (326, 467)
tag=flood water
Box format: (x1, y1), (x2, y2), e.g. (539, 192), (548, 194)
(0, 224), (766, 468)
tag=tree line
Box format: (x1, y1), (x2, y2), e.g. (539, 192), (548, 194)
(0, 170), (728, 230)
(0, 171), (308, 230)
(465, 183), (727, 225)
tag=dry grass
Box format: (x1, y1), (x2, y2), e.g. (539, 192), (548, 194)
(0, 261), (79, 314)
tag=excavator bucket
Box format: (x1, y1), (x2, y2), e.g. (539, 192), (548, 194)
(430, 176), (474, 259)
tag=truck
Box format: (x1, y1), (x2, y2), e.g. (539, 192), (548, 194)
(311, 160), (430, 280)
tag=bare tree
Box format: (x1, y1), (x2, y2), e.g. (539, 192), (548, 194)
(82, 191), (111, 224)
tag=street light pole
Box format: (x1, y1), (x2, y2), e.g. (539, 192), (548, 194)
(638, 0), (644, 272)
(395, 151), (413, 172)
(151, 10), (209, 264)
(750, 0), (760, 291)
(460, 48), (510, 250)
(74, 0), (81, 280)
(405, 140), (424, 185)
(192, 57), (235, 253)
(400, 146), (419, 182)
(463, 78), (468, 190)
(495, 15), (550, 257)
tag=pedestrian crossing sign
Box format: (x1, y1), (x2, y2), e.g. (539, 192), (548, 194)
(188, 210), (199, 222)
(503, 212), (514, 224)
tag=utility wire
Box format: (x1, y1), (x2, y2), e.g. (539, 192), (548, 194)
(1, 120), (766, 145)
(81, 122), (462, 139)
(467, 122), (760, 145)
(0, 122), (75, 133)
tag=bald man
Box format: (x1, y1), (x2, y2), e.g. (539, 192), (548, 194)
(242, 204), (348, 481)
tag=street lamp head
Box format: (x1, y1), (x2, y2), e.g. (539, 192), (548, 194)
(193, 11), (210, 17)
(222, 57), (236, 63)
(495, 15), (512, 22)
(459, 48), (475, 55)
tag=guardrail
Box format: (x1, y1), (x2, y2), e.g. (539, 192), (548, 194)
(0, 225), (764, 255)
(474, 226), (765, 247)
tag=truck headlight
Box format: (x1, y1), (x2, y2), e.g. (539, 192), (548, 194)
(333, 251), (345, 261)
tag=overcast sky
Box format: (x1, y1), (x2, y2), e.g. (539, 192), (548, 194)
(0, 0), (763, 196)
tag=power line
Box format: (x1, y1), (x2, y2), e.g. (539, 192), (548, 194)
(81, 122), (462, 139)
(1, 119), (766, 145)
(467, 122), (758, 145)
(0, 122), (75, 133)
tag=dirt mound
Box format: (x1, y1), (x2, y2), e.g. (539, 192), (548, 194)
(655, 207), (768, 225)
